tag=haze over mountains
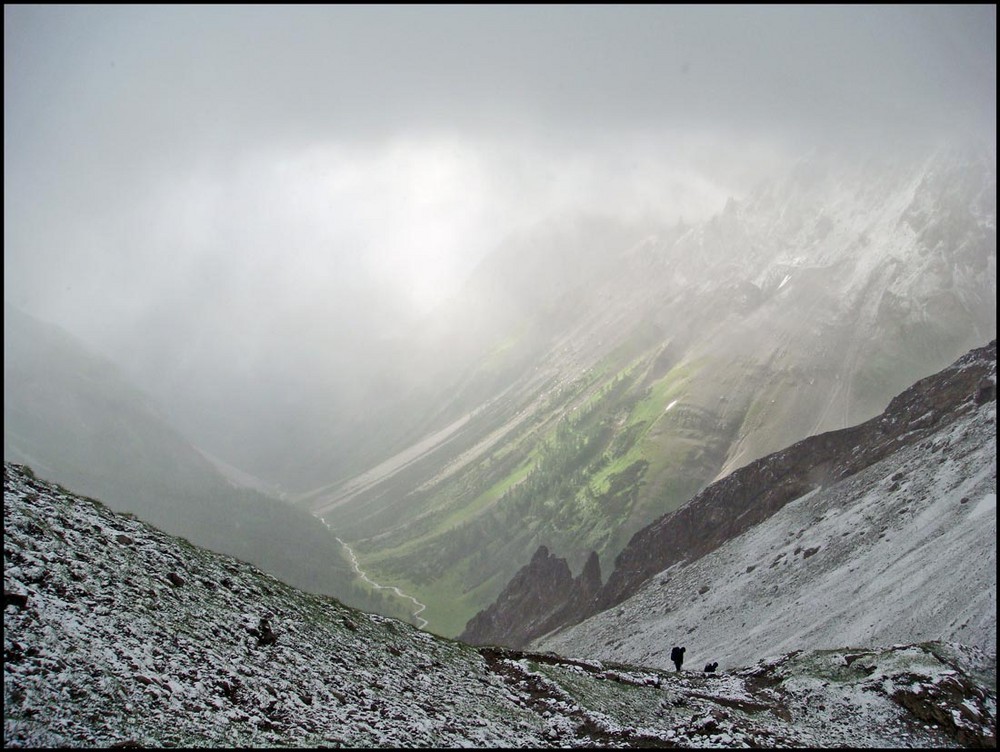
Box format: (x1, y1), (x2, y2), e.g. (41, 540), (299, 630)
(4, 141), (996, 638)
(5, 8), (996, 748)
(304, 142), (996, 635)
(186, 141), (998, 496)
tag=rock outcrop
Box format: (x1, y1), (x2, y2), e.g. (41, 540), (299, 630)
(460, 546), (600, 647)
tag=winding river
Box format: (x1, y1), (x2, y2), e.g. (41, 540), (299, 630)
(326, 526), (429, 630)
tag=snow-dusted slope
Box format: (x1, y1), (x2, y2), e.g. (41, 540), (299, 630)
(534, 384), (997, 676)
(4, 463), (996, 748)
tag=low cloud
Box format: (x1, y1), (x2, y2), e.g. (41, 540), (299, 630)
(4, 5), (995, 452)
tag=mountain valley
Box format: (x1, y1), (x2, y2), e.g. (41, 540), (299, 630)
(306, 144), (997, 635)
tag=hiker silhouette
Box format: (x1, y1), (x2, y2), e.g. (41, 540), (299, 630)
(670, 645), (686, 671)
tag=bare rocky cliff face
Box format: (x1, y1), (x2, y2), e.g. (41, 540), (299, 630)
(461, 548), (602, 649)
(461, 339), (996, 649)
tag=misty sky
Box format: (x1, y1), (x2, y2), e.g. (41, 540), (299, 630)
(4, 5), (996, 441)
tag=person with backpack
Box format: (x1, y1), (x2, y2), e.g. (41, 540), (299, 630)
(670, 645), (685, 671)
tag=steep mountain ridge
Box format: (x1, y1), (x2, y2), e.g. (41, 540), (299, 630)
(4, 463), (995, 748)
(461, 339), (996, 649)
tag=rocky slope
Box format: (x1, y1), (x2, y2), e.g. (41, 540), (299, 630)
(4, 463), (996, 748)
(462, 340), (996, 649)
(461, 547), (603, 651)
